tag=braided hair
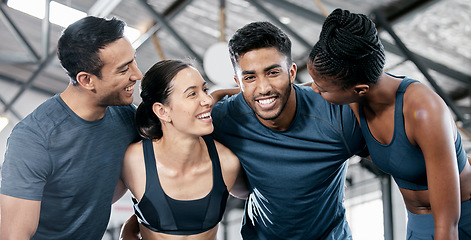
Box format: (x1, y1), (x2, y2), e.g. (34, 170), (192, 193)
(309, 8), (385, 89)
(135, 59), (192, 140)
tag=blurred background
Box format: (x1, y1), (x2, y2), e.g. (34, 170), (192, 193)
(0, 0), (470, 239)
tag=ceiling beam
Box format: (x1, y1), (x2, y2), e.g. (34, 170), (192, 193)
(138, 0), (211, 83)
(132, 0), (193, 49)
(0, 85), (22, 120)
(372, 0), (435, 25)
(247, 0), (312, 49)
(372, 9), (469, 127)
(0, 71), (58, 97)
(380, 39), (471, 87)
(88, 0), (122, 17)
(138, 0), (202, 64)
(2, 50), (57, 114)
(41, 0), (51, 61)
(0, 2), (40, 62)
(269, 0), (326, 24)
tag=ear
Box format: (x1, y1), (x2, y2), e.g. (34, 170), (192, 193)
(234, 75), (246, 92)
(289, 62), (297, 84)
(234, 75), (240, 87)
(353, 84), (370, 96)
(76, 72), (95, 90)
(152, 102), (171, 123)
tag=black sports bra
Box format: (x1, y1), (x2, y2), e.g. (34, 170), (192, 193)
(132, 135), (229, 235)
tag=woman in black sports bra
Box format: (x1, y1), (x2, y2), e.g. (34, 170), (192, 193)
(119, 59), (247, 240)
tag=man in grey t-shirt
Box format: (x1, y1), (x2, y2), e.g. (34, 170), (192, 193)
(0, 16), (142, 239)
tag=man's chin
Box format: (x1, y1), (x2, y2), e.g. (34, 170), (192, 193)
(255, 110), (280, 121)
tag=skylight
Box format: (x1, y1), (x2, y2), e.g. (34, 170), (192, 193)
(7, 0), (141, 43)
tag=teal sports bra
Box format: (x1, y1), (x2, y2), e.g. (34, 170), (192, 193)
(359, 76), (467, 190)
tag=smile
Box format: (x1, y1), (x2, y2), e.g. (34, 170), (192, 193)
(197, 112), (211, 119)
(256, 97), (276, 105)
(124, 85), (134, 91)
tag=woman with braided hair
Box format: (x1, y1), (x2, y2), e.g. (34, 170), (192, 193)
(308, 8), (471, 239)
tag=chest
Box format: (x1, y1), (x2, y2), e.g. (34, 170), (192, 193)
(363, 105), (415, 146)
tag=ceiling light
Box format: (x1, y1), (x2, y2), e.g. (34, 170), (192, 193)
(0, 116), (9, 133)
(7, 0), (141, 43)
(279, 17), (291, 24)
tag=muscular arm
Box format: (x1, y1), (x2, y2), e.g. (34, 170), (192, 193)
(407, 85), (460, 239)
(119, 142), (145, 239)
(0, 194), (40, 240)
(213, 141), (249, 199)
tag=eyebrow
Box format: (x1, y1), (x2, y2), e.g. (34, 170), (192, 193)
(183, 81), (207, 93)
(116, 59), (134, 72)
(116, 53), (136, 72)
(241, 64), (282, 75)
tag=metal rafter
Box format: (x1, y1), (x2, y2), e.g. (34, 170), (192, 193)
(133, 0), (193, 49)
(270, 0), (326, 24)
(41, 0), (51, 61)
(0, 86), (21, 120)
(138, 0), (203, 64)
(2, 50), (57, 115)
(247, 0), (312, 49)
(138, 0), (211, 83)
(0, 1), (57, 118)
(380, 39), (471, 86)
(372, 10), (470, 127)
(0, 2), (40, 62)
(88, 0), (122, 17)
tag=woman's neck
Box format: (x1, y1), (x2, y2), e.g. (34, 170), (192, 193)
(361, 73), (403, 113)
(154, 133), (206, 173)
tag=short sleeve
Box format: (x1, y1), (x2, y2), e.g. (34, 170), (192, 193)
(1, 122), (51, 200)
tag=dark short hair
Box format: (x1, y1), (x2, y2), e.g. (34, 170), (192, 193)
(309, 8), (385, 89)
(57, 16), (126, 85)
(135, 59), (192, 140)
(228, 21), (292, 69)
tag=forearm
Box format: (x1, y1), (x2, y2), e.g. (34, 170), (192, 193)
(210, 87), (240, 103)
(434, 224), (458, 240)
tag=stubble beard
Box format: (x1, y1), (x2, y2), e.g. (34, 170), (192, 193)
(251, 79), (292, 121)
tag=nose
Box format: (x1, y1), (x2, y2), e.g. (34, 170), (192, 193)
(256, 77), (273, 94)
(201, 93), (213, 106)
(130, 61), (143, 81)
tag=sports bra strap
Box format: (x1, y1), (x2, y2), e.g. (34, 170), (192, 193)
(142, 139), (178, 230)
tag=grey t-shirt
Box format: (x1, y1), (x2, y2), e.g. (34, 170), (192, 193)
(1, 94), (138, 239)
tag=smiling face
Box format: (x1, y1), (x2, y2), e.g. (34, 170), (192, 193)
(93, 37), (143, 107)
(234, 47), (296, 125)
(165, 67), (214, 137)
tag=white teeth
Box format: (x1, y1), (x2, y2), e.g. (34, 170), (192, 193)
(124, 86), (133, 91)
(258, 98), (275, 105)
(197, 112), (211, 119)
